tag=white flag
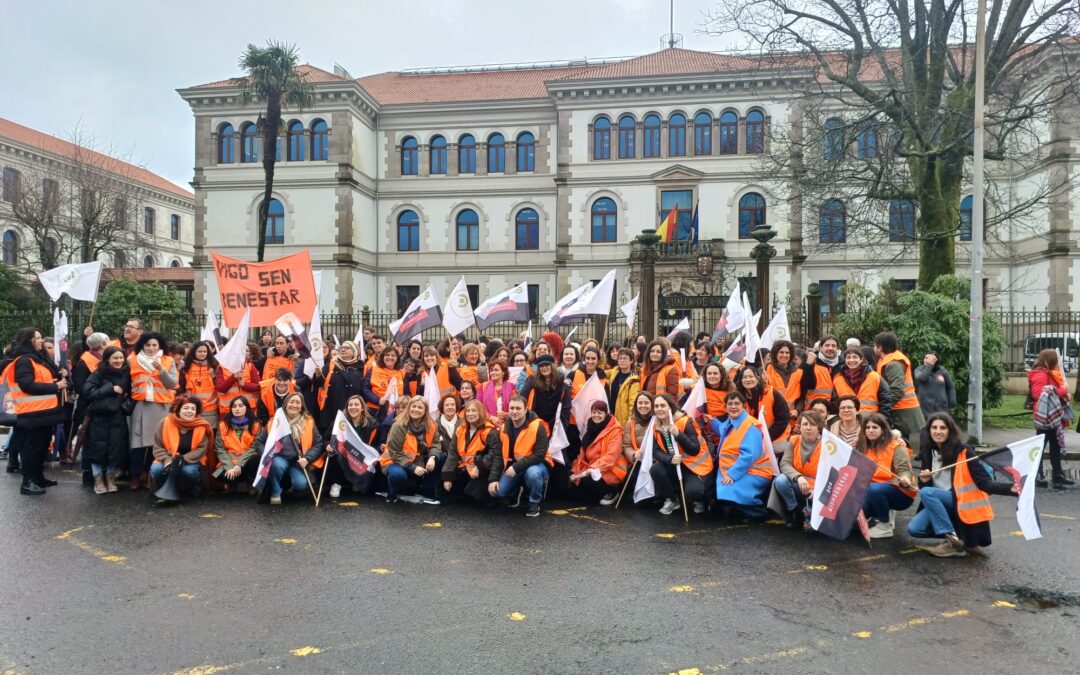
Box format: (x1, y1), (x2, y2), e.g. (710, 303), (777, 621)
(424, 367), (441, 421)
(216, 309), (251, 375)
(666, 317), (690, 340)
(200, 311), (223, 346)
(722, 286), (746, 335)
(811, 430), (853, 530)
(562, 269), (616, 319)
(756, 412), (781, 476)
(548, 403), (569, 466)
(474, 282), (529, 330)
(385, 377), (399, 412)
(760, 307), (791, 350)
(52, 308), (68, 367)
(312, 270), (323, 302)
(633, 418), (658, 503)
(620, 294), (639, 331)
(304, 304), (325, 378)
(354, 320), (366, 361)
(543, 280), (593, 328)
(389, 285), (443, 344)
(564, 326), (578, 344)
(523, 320), (533, 349)
(37, 261), (103, 302)
(745, 310), (763, 364)
(331, 410), (381, 465)
(681, 377), (706, 418)
(994, 434), (1046, 541)
(443, 277), (476, 336)
(571, 373), (607, 435)
(253, 408), (293, 491)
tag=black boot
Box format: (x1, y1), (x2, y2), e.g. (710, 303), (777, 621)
(20, 480), (45, 496)
(37, 477), (58, 488)
(1052, 472), (1075, 487)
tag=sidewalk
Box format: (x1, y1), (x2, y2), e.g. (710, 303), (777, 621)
(981, 426), (1079, 460)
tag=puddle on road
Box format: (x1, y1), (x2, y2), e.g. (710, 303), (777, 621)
(997, 584), (1080, 610)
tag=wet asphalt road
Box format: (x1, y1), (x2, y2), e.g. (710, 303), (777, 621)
(1, 466), (1078, 675)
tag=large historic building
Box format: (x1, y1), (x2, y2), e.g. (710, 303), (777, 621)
(0, 117), (195, 276)
(178, 46), (1079, 331)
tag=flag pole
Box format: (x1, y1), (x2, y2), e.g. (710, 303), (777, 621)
(299, 463), (319, 504)
(928, 445), (1012, 475)
(87, 301), (97, 330)
(677, 465), (689, 523)
(314, 451), (330, 507)
(614, 458), (640, 509)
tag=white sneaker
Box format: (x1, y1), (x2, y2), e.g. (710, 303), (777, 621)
(329, 483), (342, 499)
(659, 498), (682, 515)
(693, 501), (706, 514)
(599, 492), (618, 506)
(422, 497), (441, 505)
(868, 521), (895, 539)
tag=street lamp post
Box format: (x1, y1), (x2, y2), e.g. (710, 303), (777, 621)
(749, 223), (777, 333)
(637, 228), (661, 337)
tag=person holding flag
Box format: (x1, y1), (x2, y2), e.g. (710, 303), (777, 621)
(255, 392), (324, 505)
(771, 411), (826, 528)
(324, 396), (382, 499)
(908, 413), (1020, 557)
(212, 397), (261, 493)
(569, 400), (628, 505)
(621, 392), (655, 487)
(179, 341), (221, 430)
(492, 396), (552, 517)
(151, 395), (214, 502)
(442, 399), (500, 504)
(709, 391), (773, 522)
(649, 394), (712, 515)
(380, 397), (442, 505)
(360, 348), (405, 425)
(698, 363), (733, 445)
(261, 335), (296, 382)
(733, 365), (790, 443)
(318, 341), (364, 432)
(418, 347), (462, 400)
(856, 413), (916, 538)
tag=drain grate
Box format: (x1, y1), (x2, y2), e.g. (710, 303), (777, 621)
(997, 584), (1080, 609)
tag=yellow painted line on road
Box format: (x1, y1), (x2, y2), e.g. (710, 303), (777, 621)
(177, 593), (196, 600)
(338, 501), (359, 507)
(199, 513), (222, 519)
(273, 538), (297, 545)
(421, 522), (442, 528)
(369, 568), (394, 575)
(507, 612), (526, 621)
(900, 547), (921, 554)
(171, 666), (237, 675)
(853, 631), (873, 639)
(289, 646), (321, 657)
(547, 508), (614, 525)
(669, 585), (695, 592)
(993, 600), (1016, 608)
(655, 524), (748, 539)
(55, 526), (86, 540)
(1041, 513), (1076, 520)
(61, 536), (127, 564)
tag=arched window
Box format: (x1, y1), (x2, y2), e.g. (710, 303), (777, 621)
(401, 136), (418, 175)
(2, 167), (21, 203)
(143, 207), (155, 235)
(456, 209), (480, 251)
(487, 133), (505, 173)
(458, 134), (476, 173)
(856, 124), (877, 159)
(218, 124), (235, 164)
(241, 122), (258, 163)
(515, 208), (539, 250)
(516, 132), (535, 172)
(719, 111), (738, 154)
(959, 195), (973, 241)
(430, 135), (447, 175)
(287, 121), (305, 161)
(668, 113), (686, 157)
(2, 230), (17, 265)
(746, 110), (765, 154)
(738, 192), (766, 239)
(593, 117), (611, 160)
(143, 255), (155, 268)
(310, 119), (329, 161)
(643, 114), (661, 158)
(263, 198), (285, 244)
(618, 116), (636, 159)
(824, 118), (844, 161)
(819, 199), (846, 243)
(170, 259), (182, 268)
(694, 112), (712, 155)
(397, 210), (420, 251)
(888, 198), (916, 242)
(591, 197), (617, 243)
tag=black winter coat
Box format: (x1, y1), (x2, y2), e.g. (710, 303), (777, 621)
(83, 363), (131, 467)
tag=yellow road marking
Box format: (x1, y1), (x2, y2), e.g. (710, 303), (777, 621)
(854, 631), (873, 638)
(177, 593), (196, 600)
(421, 522), (442, 528)
(171, 665), (236, 675)
(1041, 513), (1076, 520)
(289, 647), (321, 657)
(199, 513), (222, 519)
(369, 568), (393, 575)
(67, 538), (127, 564)
(338, 501), (359, 507)
(993, 600), (1016, 608)
(507, 612), (526, 621)
(655, 533), (677, 539)
(669, 585), (695, 592)
(55, 526), (86, 540)
(273, 538), (297, 545)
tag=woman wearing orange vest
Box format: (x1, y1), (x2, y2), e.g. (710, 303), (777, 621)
(455, 343), (484, 387)
(709, 391), (773, 522)
(441, 399), (500, 504)
(128, 332), (179, 491)
(82, 347), (131, 494)
(772, 410), (825, 529)
(734, 365), (790, 442)
(151, 394), (213, 503)
(650, 393), (713, 516)
(640, 341), (680, 396)
(856, 413), (916, 538)
(360, 348), (404, 424)
(418, 347), (462, 400)
(5, 327), (66, 495)
(381, 396), (442, 504)
(72, 331), (109, 485)
(256, 392), (325, 504)
(873, 331), (925, 451)
(698, 362), (732, 448)
(832, 347), (890, 418)
(212, 396), (261, 493)
(621, 392), (654, 484)
(261, 334), (295, 381)
(180, 341), (220, 429)
(570, 400), (628, 506)
(908, 413), (1019, 557)
(215, 349), (261, 420)
(764, 340), (802, 425)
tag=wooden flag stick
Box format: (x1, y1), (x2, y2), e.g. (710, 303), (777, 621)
(928, 446), (1011, 475)
(314, 454), (330, 507)
(614, 457), (640, 509)
(299, 463), (319, 504)
(675, 452), (689, 523)
(87, 301), (97, 330)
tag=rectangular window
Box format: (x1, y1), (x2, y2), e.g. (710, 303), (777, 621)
(659, 190), (694, 241)
(170, 214), (180, 240)
(820, 280), (846, 317)
(396, 285), (420, 317)
(466, 284), (480, 310)
(888, 199), (916, 242)
(894, 279), (917, 292)
(2, 167), (21, 203)
(527, 284), (540, 319)
(143, 207), (155, 235)
(42, 178), (59, 214)
(456, 222), (479, 251)
(459, 144), (475, 173)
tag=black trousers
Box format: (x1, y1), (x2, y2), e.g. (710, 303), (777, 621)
(1042, 429), (1064, 477)
(19, 426), (53, 484)
(649, 462), (706, 504)
(567, 475), (616, 504)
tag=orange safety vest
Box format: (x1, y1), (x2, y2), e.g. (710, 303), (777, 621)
(183, 362), (218, 414)
(432, 364), (455, 397)
(789, 435), (821, 489)
(954, 449), (994, 524)
(717, 413), (772, 480)
(654, 416), (713, 477)
(805, 364), (833, 402)
(380, 422), (437, 468)
(129, 354), (176, 404)
(454, 422), (493, 470)
(160, 416), (210, 464)
(458, 364), (480, 386)
(499, 417), (553, 467)
(218, 422), (260, 462)
(754, 387), (791, 442)
(80, 351), (101, 373)
(833, 370), (883, 413)
(367, 365), (404, 409)
(704, 388), (728, 418)
(218, 363), (259, 416)
(2, 358), (59, 415)
(260, 381), (295, 419)
(765, 364), (801, 416)
(316, 359), (336, 410)
(262, 354), (294, 381)
(275, 415), (323, 470)
(865, 438), (915, 497)
(876, 351), (920, 411)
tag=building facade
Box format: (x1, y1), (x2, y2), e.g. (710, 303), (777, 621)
(0, 117), (195, 276)
(178, 47), (1080, 331)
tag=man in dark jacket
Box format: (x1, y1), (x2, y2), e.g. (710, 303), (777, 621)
(491, 397), (550, 517)
(913, 351), (957, 416)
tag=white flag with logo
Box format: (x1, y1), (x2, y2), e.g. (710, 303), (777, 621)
(666, 317), (690, 340)
(562, 269), (616, 320)
(443, 277), (476, 336)
(745, 310), (763, 363)
(543, 280), (593, 328)
(548, 403), (569, 466)
(756, 412), (781, 476)
(633, 418), (657, 503)
(982, 434), (1046, 541)
(681, 377), (706, 418)
(760, 307), (791, 350)
(474, 282), (529, 330)
(303, 305), (324, 378)
(354, 319), (366, 361)
(620, 293), (639, 332)
(52, 308), (68, 368)
(424, 367), (441, 421)
(389, 285), (443, 344)
(37, 261), (103, 302)
(571, 373), (607, 435)
(216, 309), (251, 375)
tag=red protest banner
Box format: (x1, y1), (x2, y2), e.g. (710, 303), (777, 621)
(212, 251), (317, 328)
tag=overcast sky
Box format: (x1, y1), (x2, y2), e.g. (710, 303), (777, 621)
(3, 0), (743, 191)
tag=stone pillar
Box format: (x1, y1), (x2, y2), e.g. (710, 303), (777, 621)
(477, 142), (488, 175)
(505, 141), (517, 175)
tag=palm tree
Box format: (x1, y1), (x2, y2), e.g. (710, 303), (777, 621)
(235, 42), (315, 262)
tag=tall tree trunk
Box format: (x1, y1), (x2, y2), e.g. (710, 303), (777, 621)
(911, 154), (962, 289)
(257, 98), (281, 263)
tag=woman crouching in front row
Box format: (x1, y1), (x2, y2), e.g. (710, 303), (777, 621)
(255, 392), (324, 505)
(151, 395), (214, 503)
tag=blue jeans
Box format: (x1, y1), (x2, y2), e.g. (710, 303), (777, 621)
(907, 487), (957, 538)
(91, 463), (118, 476)
(862, 483), (914, 522)
(773, 474), (798, 512)
(268, 455), (307, 497)
(150, 461), (201, 489)
(385, 454), (445, 499)
(497, 463), (549, 505)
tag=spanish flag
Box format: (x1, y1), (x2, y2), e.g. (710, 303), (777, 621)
(656, 206), (678, 242)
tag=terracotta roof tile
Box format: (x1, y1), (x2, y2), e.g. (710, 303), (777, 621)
(357, 66), (591, 104)
(191, 64), (349, 90)
(0, 117), (194, 201)
(555, 47), (772, 80)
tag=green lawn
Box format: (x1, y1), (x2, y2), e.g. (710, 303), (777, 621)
(982, 394), (1078, 430)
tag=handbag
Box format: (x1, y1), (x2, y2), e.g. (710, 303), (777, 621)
(121, 397), (136, 416)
